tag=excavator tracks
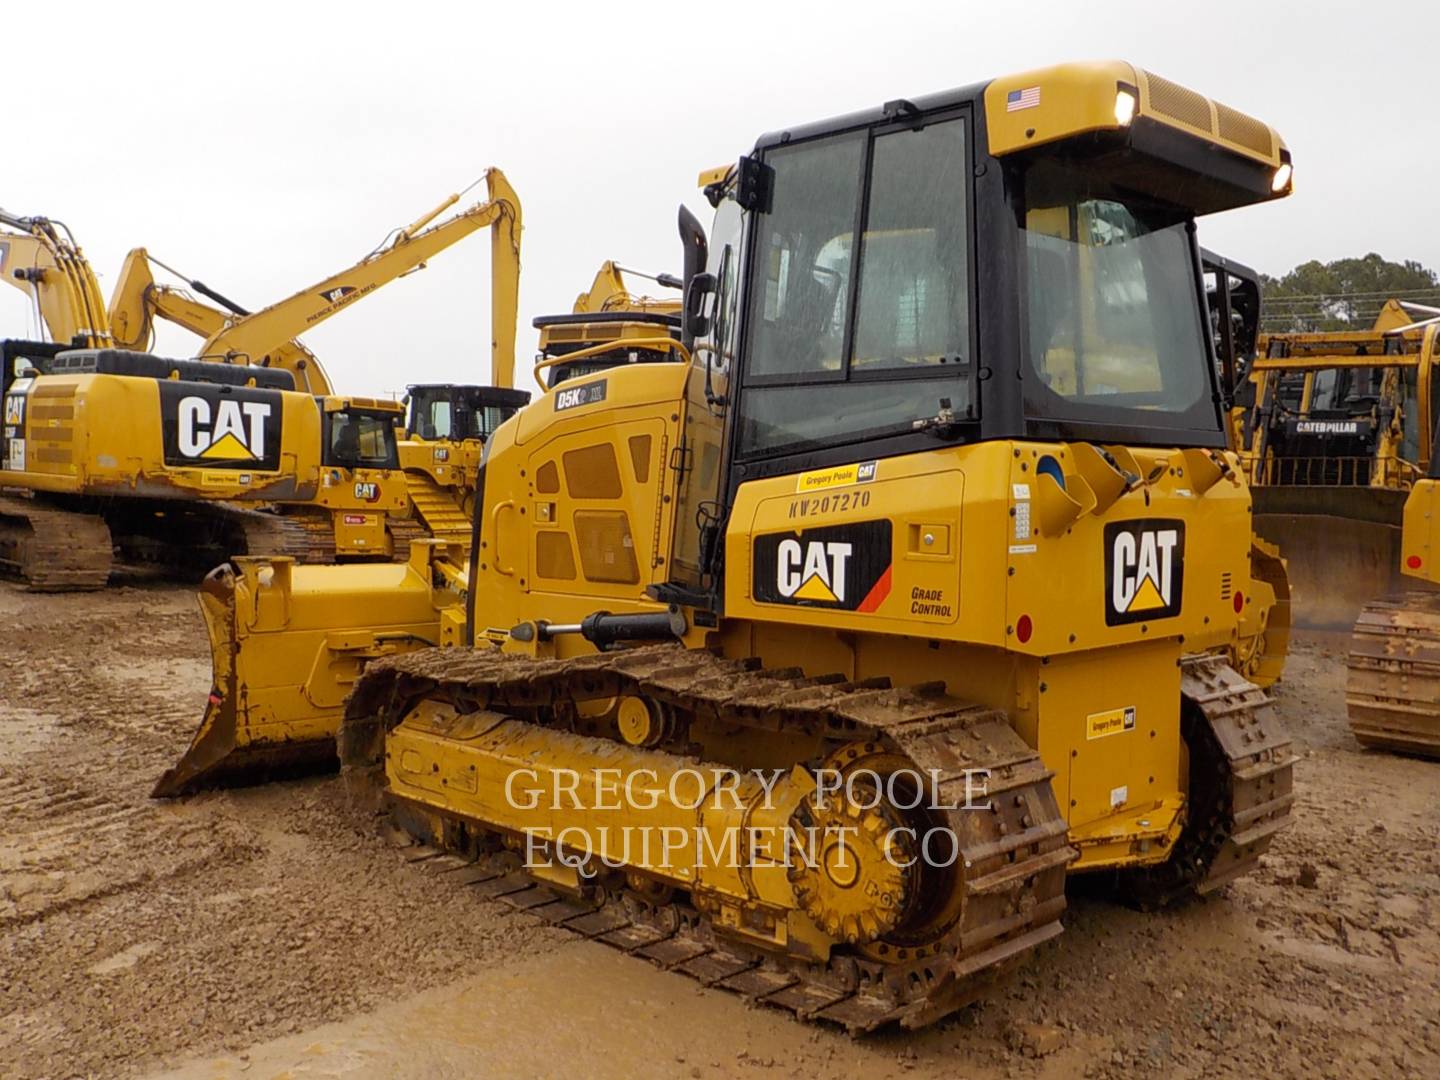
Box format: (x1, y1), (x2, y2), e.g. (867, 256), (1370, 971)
(1119, 656), (1296, 908)
(341, 644), (1075, 1033)
(1346, 593), (1440, 758)
(0, 494), (113, 591)
(233, 508), (338, 564)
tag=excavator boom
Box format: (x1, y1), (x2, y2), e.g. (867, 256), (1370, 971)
(196, 168), (521, 390)
(0, 211), (112, 348)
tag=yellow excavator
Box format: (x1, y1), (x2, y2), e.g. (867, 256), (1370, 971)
(161, 62), (1298, 1033)
(0, 170), (522, 587)
(1346, 462), (1440, 756)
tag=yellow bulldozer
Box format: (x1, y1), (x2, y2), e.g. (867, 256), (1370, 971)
(0, 171), (523, 588)
(153, 264), (684, 795)
(159, 62), (1299, 1032)
(1232, 298), (1440, 627)
(398, 382), (533, 544)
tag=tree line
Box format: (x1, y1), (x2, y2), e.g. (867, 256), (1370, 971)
(1258, 254), (1439, 332)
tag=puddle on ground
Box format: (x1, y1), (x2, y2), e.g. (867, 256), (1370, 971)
(146, 940), (848, 1080)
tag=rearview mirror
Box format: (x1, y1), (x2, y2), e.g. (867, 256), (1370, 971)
(678, 205), (709, 348)
(685, 272), (717, 340)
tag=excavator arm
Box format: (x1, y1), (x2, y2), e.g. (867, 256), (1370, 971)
(0, 211), (112, 348)
(108, 247), (333, 395)
(195, 167), (522, 390)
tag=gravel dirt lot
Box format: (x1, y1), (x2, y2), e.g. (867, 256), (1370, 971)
(1, 582), (1437, 1079)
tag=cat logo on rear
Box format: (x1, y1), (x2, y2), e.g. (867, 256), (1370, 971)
(160, 383), (282, 471)
(753, 521), (892, 612)
(1104, 520), (1185, 626)
(178, 398), (270, 461)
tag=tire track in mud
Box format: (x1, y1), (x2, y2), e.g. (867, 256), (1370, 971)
(0, 766), (235, 927)
(0, 588), (237, 929)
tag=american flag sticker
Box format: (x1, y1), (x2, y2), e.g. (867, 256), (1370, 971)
(1006, 86), (1041, 112)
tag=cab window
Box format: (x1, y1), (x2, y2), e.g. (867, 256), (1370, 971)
(1020, 160), (1214, 432)
(737, 116), (974, 457)
(327, 409), (397, 468)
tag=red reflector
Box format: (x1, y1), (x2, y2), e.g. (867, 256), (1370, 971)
(1016, 614), (1033, 643)
(1233, 590), (1245, 614)
(1407, 555), (1423, 570)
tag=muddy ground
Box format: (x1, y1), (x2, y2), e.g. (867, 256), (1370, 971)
(0, 582), (1436, 1079)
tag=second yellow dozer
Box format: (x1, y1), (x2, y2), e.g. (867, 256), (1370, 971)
(154, 270), (682, 795)
(1236, 302), (1440, 628)
(1346, 468), (1440, 756)
(161, 63), (1297, 1031)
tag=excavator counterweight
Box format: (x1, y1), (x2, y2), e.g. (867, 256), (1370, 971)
(1, 170), (524, 589)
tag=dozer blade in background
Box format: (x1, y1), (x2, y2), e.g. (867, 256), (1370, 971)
(1346, 592), (1440, 758)
(1252, 487), (1435, 630)
(153, 544), (465, 797)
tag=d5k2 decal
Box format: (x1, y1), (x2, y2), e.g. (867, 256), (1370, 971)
(1104, 519), (1185, 626)
(753, 520), (892, 612)
(159, 382), (283, 471)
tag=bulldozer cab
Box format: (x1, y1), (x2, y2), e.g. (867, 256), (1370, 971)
(532, 311), (684, 390)
(662, 67), (1290, 605)
(1243, 315), (1437, 627)
(1200, 248), (1261, 401)
(321, 400), (401, 470)
(403, 383), (530, 443)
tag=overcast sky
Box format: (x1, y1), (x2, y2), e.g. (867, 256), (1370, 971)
(4, 1), (1435, 396)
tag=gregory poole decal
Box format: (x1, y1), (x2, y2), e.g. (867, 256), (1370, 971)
(795, 459), (877, 493)
(159, 382), (283, 471)
(1104, 520), (1184, 626)
(753, 520), (892, 611)
(1087, 706), (1137, 740)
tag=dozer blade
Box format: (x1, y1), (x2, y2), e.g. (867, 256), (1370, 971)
(154, 545), (464, 797)
(1252, 487), (1431, 630)
(1346, 592), (1440, 758)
